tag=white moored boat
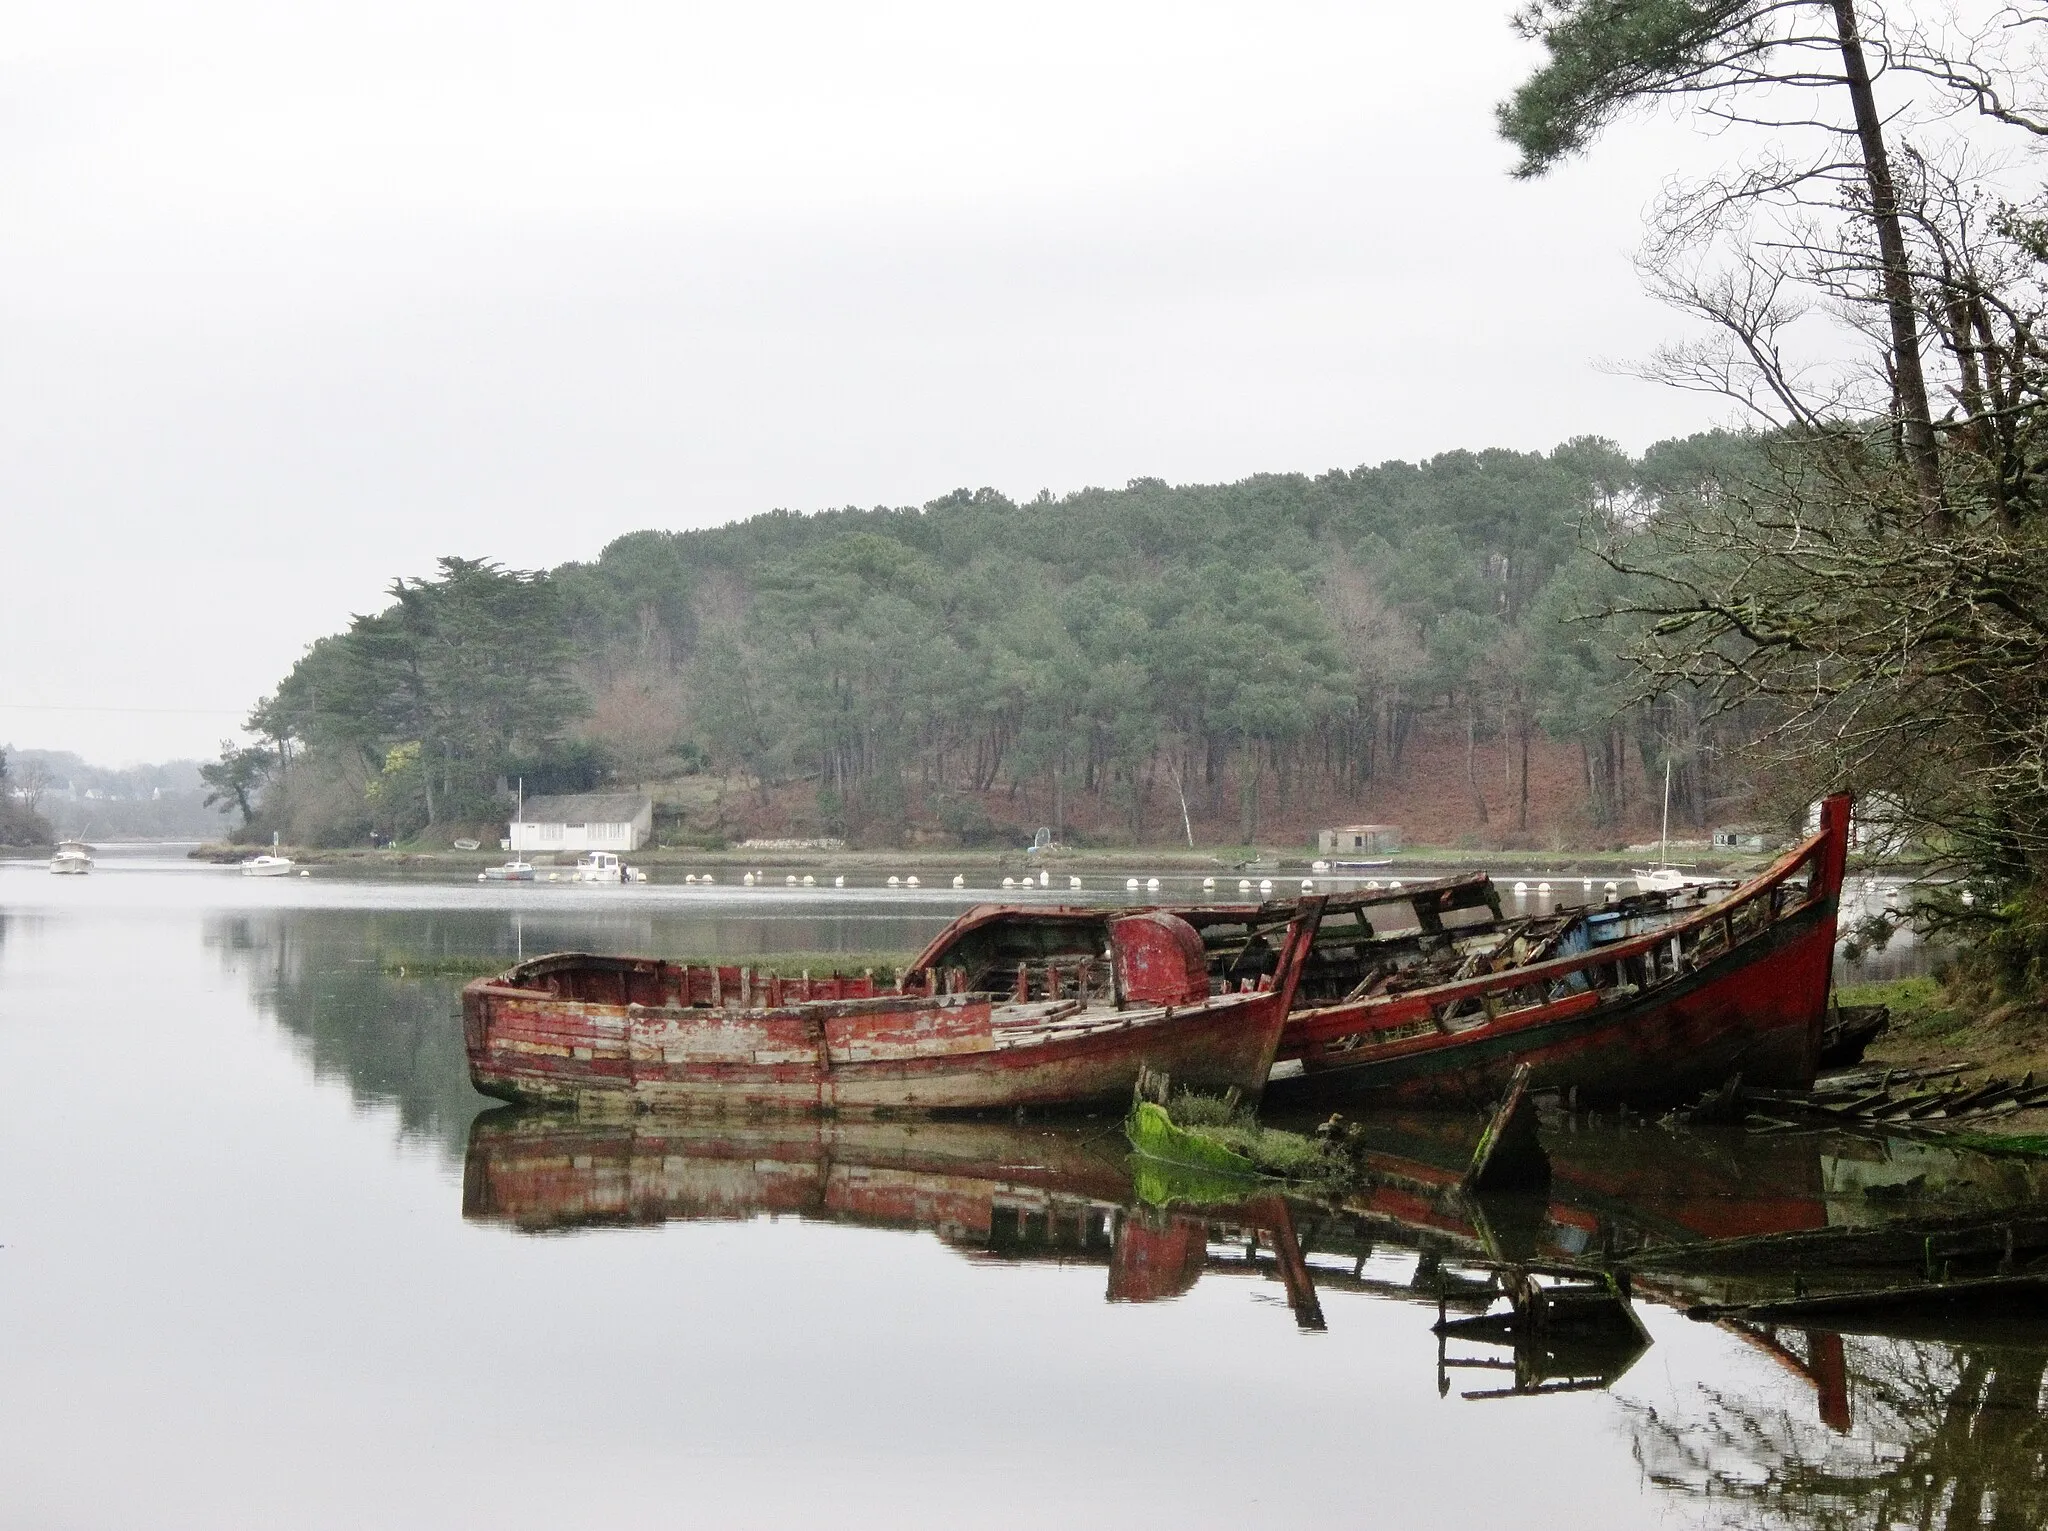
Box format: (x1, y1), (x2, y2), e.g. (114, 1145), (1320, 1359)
(49, 840), (93, 875)
(1632, 761), (1694, 893)
(240, 833), (296, 877)
(568, 851), (646, 884)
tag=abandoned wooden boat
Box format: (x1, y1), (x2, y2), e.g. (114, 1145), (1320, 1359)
(1264, 794), (1850, 1107)
(906, 794), (1854, 1110)
(462, 906), (1316, 1115)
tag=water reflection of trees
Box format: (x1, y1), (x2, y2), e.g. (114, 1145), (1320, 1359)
(1630, 1332), (2048, 1530)
(205, 909), (501, 1161)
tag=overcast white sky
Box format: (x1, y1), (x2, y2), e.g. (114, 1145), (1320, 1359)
(4, 1), (1746, 765)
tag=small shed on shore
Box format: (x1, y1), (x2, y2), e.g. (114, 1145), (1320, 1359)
(1711, 824), (1779, 853)
(510, 793), (653, 854)
(1317, 823), (1402, 856)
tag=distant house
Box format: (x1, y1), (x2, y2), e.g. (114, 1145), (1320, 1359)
(1316, 823), (1402, 856)
(509, 793), (653, 854)
(1805, 793), (1908, 856)
(1712, 824), (1779, 853)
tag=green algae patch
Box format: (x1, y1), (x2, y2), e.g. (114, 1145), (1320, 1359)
(1125, 1100), (1263, 1179)
(1124, 1092), (1345, 1193)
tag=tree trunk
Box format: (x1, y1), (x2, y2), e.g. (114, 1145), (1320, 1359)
(1465, 698), (1489, 826)
(1832, 0), (1945, 528)
(1239, 738), (1260, 845)
(1516, 711), (1531, 834)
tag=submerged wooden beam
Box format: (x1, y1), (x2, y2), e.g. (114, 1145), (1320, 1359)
(1463, 1062), (1551, 1193)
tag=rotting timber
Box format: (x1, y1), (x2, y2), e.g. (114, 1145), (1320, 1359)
(909, 794), (1854, 1110)
(461, 906), (1317, 1116)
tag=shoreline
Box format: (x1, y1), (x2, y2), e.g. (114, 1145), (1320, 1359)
(164, 841), (1822, 879)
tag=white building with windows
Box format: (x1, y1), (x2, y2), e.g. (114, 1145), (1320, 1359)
(508, 793), (653, 854)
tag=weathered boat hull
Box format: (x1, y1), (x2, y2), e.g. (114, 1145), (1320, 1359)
(465, 984), (1287, 1115)
(1267, 796), (1852, 1110)
(463, 908), (1312, 1116)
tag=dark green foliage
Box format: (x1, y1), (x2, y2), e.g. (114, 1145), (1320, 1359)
(199, 739), (274, 825)
(1499, 2), (1765, 178)
(255, 558), (587, 836)
(255, 437), (1751, 845)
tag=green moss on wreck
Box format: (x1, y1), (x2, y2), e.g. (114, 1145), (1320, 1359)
(1125, 1092), (1343, 1185)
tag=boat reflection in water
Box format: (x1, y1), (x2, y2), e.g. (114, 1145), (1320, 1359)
(461, 1111), (1670, 1388)
(465, 1106), (2048, 1468)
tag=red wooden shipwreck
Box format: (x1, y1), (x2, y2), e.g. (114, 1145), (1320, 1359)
(462, 907), (1316, 1115)
(907, 793), (1855, 1109)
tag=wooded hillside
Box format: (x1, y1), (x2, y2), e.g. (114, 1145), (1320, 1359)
(246, 430), (1765, 849)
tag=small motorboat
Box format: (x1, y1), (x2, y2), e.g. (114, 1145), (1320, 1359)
(478, 861), (537, 883)
(49, 840), (93, 875)
(568, 851), (647, 884)
(240, 833), (295, 877)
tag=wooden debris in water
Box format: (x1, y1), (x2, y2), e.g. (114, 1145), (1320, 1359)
(1743, 1066), (2048, 1129)
(1464, 1062), (1551, 1193)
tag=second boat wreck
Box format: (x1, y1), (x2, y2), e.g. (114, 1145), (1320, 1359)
(909, 794), (1854, 1109)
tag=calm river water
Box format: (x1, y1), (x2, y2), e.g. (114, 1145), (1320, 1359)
(0, 847), (2033, 1529)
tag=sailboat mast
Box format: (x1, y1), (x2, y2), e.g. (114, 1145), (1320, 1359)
(1660, 758), (1671, 866)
